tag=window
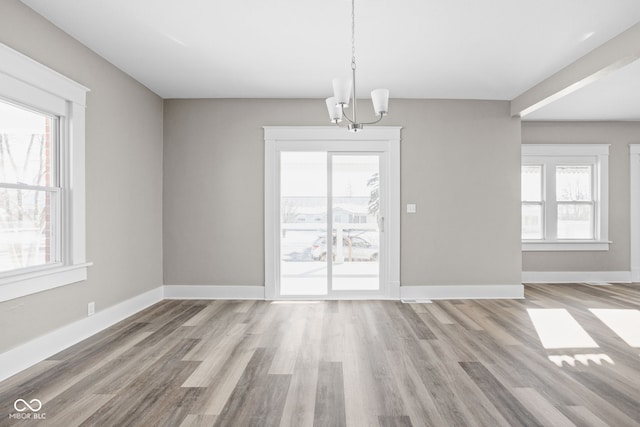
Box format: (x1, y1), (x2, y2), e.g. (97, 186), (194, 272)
(522, 144), (609, 251)
(0, 101), (61, 273)
(0, 42), (90, 302)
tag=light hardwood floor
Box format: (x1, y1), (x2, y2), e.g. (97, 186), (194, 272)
(1, 284), (640, 426)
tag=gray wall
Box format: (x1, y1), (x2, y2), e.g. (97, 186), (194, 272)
(0, 0), (524, 354)
(522, 122), (640, 272)
(164, 99), (522, 287)
(0, 0), (164, 352)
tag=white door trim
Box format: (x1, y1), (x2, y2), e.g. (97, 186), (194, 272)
(630, 145), (640, 281)
(264, 126), (401, 300)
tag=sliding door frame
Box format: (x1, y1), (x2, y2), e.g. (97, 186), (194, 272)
(264, 126), (401, 300)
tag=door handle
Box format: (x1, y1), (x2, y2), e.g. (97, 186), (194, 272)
(379, 216), (385, 232)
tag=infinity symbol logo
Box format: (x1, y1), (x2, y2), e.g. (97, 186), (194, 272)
(14, 399), (42, 412)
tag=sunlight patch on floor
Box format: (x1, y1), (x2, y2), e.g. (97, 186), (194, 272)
(527, 308), (599, 349)
(548, 353), (614, 367)
(590, 309), (640, 347)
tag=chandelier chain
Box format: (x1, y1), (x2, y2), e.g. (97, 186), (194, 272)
(351, 0), (356, 70)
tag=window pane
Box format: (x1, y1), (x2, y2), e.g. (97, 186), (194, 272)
(556, 165), (592, 201)
(280, 152), (328, 296)
(522, 165), (542, 201)
(0, 100), (55, 187)
(522, 203), (543, 239)
(557, 204), (593, 239)
(0, 188), (58, 272)
(331, 155), (380, 291)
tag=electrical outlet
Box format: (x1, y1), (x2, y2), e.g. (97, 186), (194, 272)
(88, 301), (95, 316)
(407, 203), (417, 213)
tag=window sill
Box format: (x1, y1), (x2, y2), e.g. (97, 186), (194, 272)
(522, 241), (611, 252)
(0, 263), (93, 302)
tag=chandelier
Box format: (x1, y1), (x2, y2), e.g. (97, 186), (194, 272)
(325, 0), (389, 132)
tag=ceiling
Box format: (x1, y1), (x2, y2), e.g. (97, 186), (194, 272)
(20, 0), (640, 121)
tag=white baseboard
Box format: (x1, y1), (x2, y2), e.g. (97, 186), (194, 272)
(400, 284), (524, 300)
(0, 286), (163, 382)
(522, 271), (632, 284)
(163, 285), (265, 300)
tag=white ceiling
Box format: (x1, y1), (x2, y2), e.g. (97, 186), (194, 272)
(20, 0), (640, 120)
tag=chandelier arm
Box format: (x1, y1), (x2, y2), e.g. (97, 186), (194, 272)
(359, 114), (384, 126)
(341, 104), (356, 124)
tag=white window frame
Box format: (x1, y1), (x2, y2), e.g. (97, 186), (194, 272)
(0, 43), (91, 302)
(522, 144), (610, 251)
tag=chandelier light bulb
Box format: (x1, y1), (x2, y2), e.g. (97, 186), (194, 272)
(332, 78), (352, 107)
(371, 89), (389, 116)
(325, 97), (342, 122)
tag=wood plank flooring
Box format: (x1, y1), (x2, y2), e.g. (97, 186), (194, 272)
(1, 284), (640, 426)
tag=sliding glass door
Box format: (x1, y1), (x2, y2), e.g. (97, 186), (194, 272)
(279, 152), (383, 297)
